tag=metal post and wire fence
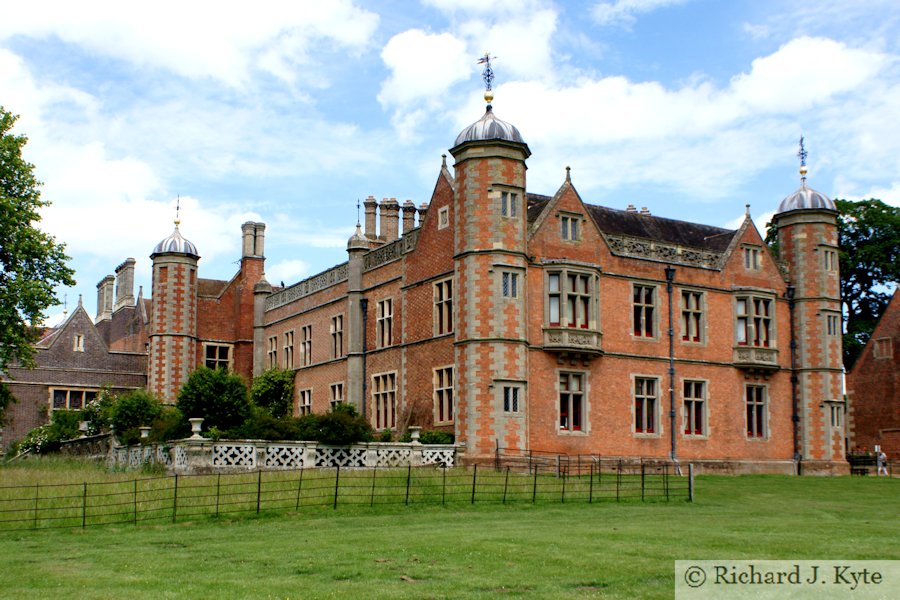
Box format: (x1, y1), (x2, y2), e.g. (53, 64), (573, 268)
(0, 458), (692, 533)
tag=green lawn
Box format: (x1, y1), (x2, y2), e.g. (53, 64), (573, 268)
(0, 461), (896, 599)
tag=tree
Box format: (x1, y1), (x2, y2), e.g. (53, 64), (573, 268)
(176, 367), (251, 432)
(0, 107), (76, 412)
(110, 389), (163, 445)
(835, 199), (900, 369)
(250, 368), (294, 418)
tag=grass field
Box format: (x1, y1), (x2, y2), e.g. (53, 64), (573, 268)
(0, 459), (897, 599)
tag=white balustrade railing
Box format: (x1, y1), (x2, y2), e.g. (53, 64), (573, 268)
(106, 440), (459, 474)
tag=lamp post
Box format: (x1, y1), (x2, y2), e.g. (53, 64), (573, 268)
(664, 266), (677, 463)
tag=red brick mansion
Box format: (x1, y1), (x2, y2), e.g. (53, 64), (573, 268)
(3, 96), (846, 473)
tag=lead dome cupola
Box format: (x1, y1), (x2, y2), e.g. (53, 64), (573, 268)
(151, 222), (199, 259)
(775, 137), (836, 214)
(453, 104), (525, 147)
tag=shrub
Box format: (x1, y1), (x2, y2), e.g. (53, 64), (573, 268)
(176, 367), (251, 432)
(315, 403), (373, 445)
(250, 368), (294, 418)
(110, 389), (163, 445)
(150, 405), (188, 442)
(420, 430), (455, 444)
(81, 389), (114, 435)
(15, 410), (83, 454)
(225, 408), (304, 441)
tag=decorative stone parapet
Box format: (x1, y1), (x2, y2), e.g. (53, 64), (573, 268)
(733, 346), (779, 371)
(106, 439), (459, 474)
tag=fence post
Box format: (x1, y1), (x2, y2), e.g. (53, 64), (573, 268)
(216, 473), (221, 516)
(173, 474), (178, 523)
(641, 463), (645, 502)
(84, 482), (89, 528)
(296, 468), (304, 510)
(588, 463), (593, 504)
(664, 463), (669, 501)
(532, 466), (538, 504)
(616, 460), (621, 502)
(561, 468), (566, 503)
(405, 464), (412, 506)
(471, 464), (477, 505)
(370, 464), (377, 507)
(495, 440), (500, 472)
(33, 484), (39, 530)
(442, 465), (447, 506)
(688, 463), (694, 502)
(257, 470), (262, 514)
(133, 479), (138, 525)
(333, 466), (340, 510)
(503, 466), (510, 504)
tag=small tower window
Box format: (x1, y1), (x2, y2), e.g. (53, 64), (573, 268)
(500, 191), (518, 217)
(73, 334), (84, 352)
(743, 246), (761, 270)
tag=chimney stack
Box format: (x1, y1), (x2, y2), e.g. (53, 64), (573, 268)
(364, 196), (378, 239)
(640, 207), (651, 216)
(418, 202), (429, 224)
(402, 200), (417, 234)
(380, 197), (400, 241)
(626, 204), (637, 213)
(96, 275), (115, 321)
(113, 258), (135, 312)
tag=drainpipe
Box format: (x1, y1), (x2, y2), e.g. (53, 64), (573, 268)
(786, 284), (800, 475)
(360, 297), (369, 418)
(665, 266), (677, 464)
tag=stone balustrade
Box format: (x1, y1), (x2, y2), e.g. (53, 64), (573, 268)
(108, 439), (458, 474)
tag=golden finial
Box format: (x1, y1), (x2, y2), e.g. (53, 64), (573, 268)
(477, 53), (495, 105)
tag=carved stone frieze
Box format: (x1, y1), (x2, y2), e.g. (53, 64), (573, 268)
(604, 234), (722, 269)
(265, 262), (349, 310)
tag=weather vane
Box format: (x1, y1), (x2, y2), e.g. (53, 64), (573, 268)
(477, 52), (496, 104)
(176, 195), (181, 226)
(797, 136), (808, 183)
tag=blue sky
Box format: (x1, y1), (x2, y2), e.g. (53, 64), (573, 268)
(2, 0), (899, 325)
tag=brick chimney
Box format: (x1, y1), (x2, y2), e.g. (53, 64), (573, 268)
(418, 202), (429, 224)
(380, 197), (400, 241)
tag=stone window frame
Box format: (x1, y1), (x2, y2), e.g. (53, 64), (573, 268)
(681, 378), (709, 438)
(73, 334), (84, 352)
(297, 388), (312, 416)
(371, 371), (397, 430)
(873, 337), (893, 359)
(633, 375), (660, 437)
(501, 271), (520, 299)
(376, 298), (393, 348)
(433, 365), (454, 425)
(203, 342), (233, 370)
(734, 292), (775, 348)
(500, 189), (519, 218)
(329, 382), (344, 409)
(558, 211), (584, 242)
(283, 330), (294, 369)
(824, 311), (841, 337)
(825, 399), (844, 429)
(331, 315), (344, 358)
(499, 381), (525, 415)
(267, 336), (278, 369)
(545, 266), (599, 330)
(632, 282), (659, 339)
(300, 325), (312, 366)
(742, 244), (762, 271)
(679, 289), (706, 345)
(437, 205), (450, 230)
(745, 384), (768, 440)
(50, 387), (99, 411)
(557, 370), (588, 434)
(820, 244), (838, 272)
(433, 277), (453, 336)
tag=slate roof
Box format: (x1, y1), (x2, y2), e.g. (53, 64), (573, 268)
(526, 193), (737, 252)
(198, 278), (229, 297)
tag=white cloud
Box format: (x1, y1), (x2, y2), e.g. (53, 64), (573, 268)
(0, 0), (379, 87)
(592, 0), (688, 27)
(423, 0), (548, 15)
(266, 260), (311, 287)
(377, 30), (470, 108)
